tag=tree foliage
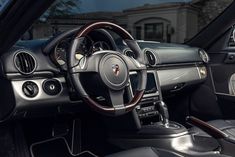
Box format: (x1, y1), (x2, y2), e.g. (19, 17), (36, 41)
(41, 0), (80, 21)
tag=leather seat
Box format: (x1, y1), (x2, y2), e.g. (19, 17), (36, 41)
(190, 119), (235, 137)
(105, 147), (182, 157)
(106, 147), (159, 157)
(105, 147), (232, 157)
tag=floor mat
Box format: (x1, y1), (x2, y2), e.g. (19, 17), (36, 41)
(0, 122), (30, 157)
(30, 137), (97, 157)
(0, 125), (15, 157)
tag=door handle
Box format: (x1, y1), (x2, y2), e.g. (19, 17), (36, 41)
(224, 53), (235, 64)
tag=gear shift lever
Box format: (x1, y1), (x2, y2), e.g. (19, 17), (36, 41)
(158, 101), (169, 126)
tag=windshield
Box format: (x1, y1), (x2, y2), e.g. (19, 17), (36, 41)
(23, 0), (233, 43)
(0, 0), (11, 14)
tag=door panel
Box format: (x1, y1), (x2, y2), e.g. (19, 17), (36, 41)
(210, 60), (235, 94)
(208, 29), (235, 119)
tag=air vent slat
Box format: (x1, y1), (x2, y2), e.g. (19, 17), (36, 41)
(25, 53), (31, 73)
(19, 53), (26, 73)
(23, 53), (28, 73)
(14, 50), (36, 75)
(29, 54), (34, 68)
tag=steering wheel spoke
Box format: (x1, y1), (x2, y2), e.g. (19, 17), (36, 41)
(108, 89), (125, 115)
(123, 55), (146, 72)
(70, 54), (102, 73)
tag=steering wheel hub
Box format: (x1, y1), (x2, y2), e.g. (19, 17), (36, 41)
(99, 54), (129, 90)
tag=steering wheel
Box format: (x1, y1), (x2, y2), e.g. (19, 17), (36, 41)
(68, 21), (147, 116)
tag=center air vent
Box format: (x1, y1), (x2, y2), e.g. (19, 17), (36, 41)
(124, 49), (136, 59)
(14, 50), (37, 75)
(145, 49), (158, 66)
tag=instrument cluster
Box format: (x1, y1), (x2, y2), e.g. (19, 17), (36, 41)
(52, 35), (111, 70)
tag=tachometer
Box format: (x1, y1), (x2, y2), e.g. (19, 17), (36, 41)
(77, 36), (93, 55)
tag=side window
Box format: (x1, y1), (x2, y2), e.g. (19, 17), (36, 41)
(135, 26), (142, 40)
(209, 26), (235, 96)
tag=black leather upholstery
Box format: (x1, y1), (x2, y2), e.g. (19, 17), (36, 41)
(190, 120), (235, 137)
(106, 147), (159, 157)
(105, 147), (182, 157)
(105, 147), (235, 157)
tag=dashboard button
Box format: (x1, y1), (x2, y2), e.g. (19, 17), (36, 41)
(43, 79), (62, 96)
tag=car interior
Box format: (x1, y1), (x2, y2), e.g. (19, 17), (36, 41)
(1, 0), (235, 157)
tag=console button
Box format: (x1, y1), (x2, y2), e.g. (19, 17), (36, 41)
(43, 79), (62, 96)
(22, 81), (39, 97)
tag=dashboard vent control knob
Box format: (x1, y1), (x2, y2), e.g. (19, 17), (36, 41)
(22, 81), (39, 97)
(43, 79), (62, 96)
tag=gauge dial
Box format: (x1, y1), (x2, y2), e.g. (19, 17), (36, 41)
(75, 53), (84, 60)
(92, 41), (110, 52)
(53, 36), (112, 69)
(77, 36), (93, 55)
(54, 40), (69, 66)
(54, 38), (90, 67)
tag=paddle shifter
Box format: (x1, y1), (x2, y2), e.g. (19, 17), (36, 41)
(158, 101), (169, 126)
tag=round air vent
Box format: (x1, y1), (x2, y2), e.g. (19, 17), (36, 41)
(144, 49), (158, 66)
(124, 49), (136, 59)
(199, 49), (209, 63)
(14, 50), (37, 75)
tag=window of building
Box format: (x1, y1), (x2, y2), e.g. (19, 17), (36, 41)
(135, 26), (142, 40)
(144, 23), (163, 41)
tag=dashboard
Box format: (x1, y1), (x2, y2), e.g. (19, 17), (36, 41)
(0, 28), (209, 121)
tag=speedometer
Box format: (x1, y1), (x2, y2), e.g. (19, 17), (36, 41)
(78, 36), (93, 54)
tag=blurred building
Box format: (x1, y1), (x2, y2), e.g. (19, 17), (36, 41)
(32, 0), (233, 43)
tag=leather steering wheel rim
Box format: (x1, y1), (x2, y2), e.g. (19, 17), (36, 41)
(68, 21), (147, 116)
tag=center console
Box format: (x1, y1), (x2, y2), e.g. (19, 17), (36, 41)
(129, 71), (160, 121)
(108, 70), (220, 156)
(128, 70), (187, 136)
